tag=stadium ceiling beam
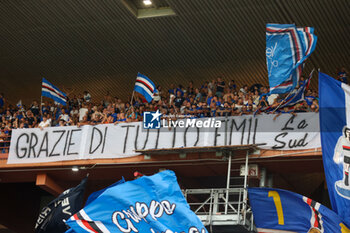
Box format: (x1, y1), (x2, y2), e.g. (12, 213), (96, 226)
(36, 173), (64, 196)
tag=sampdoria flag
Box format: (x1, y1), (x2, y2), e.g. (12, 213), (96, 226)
(134, 73), (156, 103)
(278, 69), (314, 109)
(42, 78), (67, 106)
(266, 24), (317, 94)
(35, 177), (87, 233)
(65, 170), (207, 233)
(319, 72), (350, 226)
(248, 187), (350, 233)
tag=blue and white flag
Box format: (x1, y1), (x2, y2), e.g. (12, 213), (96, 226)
(266, 24), (317, 94)
(279, 69), (314, 109)
(66, 170), (207, 233)
(248, 187), (350, 233)
(297, 27), (317, 58)
(42, 78), (67, 106)
(319, 72), (350, 226)
(134, 73), (156, 103)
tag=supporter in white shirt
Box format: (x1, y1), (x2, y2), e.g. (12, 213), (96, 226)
(79, 104), (88, 122)
(268, 94), (278, 106)
(39, 115), (51, 129)
(58, 109), (70, 122)
(70, 106), (79, 117)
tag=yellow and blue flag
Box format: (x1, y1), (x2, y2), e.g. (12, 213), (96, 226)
(248, 187), (350, 233)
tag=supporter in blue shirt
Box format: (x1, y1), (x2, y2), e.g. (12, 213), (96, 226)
(209, 103), (217, 117)
(217, 102), (231, 117)
(168, 84), (176, 95)
(183, 93), (190, 103)
(15, 111), (24, 121)
(257, 95), (269, 108)
(0, 93), (5, 109)
(176, 84), (184, 97)
(206, 93), (213, 106)
(174, 91), (184, 108)
(111, 109), (118, 122)
(216, 77), (225, 98)
(117, 112), (126, 122)
(196, 103), (205, 118)
(299, 76), (306, 87)
(247, 104), (254, 114)
(42, 104), (49, 115)
(229, 80), (237, 91)
(338, 67), (348, 84)
(187, 81), (195, 96)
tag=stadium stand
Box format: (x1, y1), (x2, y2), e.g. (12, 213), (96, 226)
(0, 0), (349, 232)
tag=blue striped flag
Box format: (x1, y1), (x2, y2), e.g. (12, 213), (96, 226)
(134, 73), (156, 103)
(319, 72), (350, 227)
(42, 78), (67, 106)
(278, 69), (314, 109)
(266, 24), (317, 94)
(248, 187), (350, 233)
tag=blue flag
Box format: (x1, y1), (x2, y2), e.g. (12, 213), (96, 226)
(278, 69), (314, 109)
(266, 24), (317, 94)
(65, 170), (207, 233)
(248, 187), (350, 233)
(85, 177), (125, 206)
(42, 78), (67, 106)
(134, 73), (156, 103)
(319, 72), (350, 227)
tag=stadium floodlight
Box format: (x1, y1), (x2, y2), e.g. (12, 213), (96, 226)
(72, 166), (79, 172)
(143, 0), (152, 6)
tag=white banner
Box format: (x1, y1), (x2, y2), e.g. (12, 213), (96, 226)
(7, 112), (321, 164)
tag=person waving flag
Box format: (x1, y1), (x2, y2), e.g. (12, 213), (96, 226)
(42, 78), (67, 106)
(134, 73), (156, 103)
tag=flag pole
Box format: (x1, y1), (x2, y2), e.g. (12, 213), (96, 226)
(40, 78), (43, 118)
(40, 95), (43, 116)
(272, 68), (315, 113)
(130, 90), (135, 106)
(130, 90), (135, 113)
(272, 91), (292, 113)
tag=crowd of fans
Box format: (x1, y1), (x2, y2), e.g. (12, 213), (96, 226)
(0, 68), (348, 152)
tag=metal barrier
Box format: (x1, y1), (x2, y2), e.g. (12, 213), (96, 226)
(183, 188), (254, 231)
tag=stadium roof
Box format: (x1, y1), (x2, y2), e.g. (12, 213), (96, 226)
(0, 0), (349, 103)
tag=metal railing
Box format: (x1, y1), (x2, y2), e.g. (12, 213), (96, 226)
(183, 188), (254, 231)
